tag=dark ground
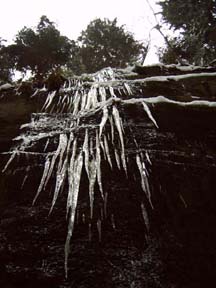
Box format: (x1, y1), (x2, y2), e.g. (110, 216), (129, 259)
(1, 145), (216, 288)
(1, 196), (216, 288)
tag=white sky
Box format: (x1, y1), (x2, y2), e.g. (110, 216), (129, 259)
(0, 0), (166, 64)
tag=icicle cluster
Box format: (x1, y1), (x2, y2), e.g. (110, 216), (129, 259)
(3, 67), (159, 277)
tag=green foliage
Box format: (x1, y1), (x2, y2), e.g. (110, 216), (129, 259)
(5, 16), (75, 77)
(78, 18), (147, 73)
(158, 0), (216, 65)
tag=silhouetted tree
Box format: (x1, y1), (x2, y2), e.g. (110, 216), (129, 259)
(5, 16), (76, 77)
(158, 0), (216, 65)
(0, 38), (13, 82)
(78, 18), (147, 73)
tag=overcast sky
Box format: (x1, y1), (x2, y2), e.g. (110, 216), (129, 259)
(0, 0), (166, 64)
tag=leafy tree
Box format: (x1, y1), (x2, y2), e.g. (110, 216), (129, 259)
(0, 39), (13, 82)
(158, 0), (216, 65)
(157, 36), (195, 65)
(65, 44), (86, 76)
(78, 18), (147, 73)
(5, 16), (76, 77)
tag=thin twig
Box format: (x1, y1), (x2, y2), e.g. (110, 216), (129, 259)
(145, 0), (181, 61)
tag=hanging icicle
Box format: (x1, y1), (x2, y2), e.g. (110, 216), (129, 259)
(136, 153), (153, 209)
(103, 135), (113, 169)
(50, 133), (73, 214)
(112, 105), (127, 174)
(4, 66), (160, 277)
(33, 155), (51, 205)
(142, 101), (159, 129)
(95, 130), (104, 199)
(2, 151), (17, 173)
(88, 158), (97, 219)
(82, 129), (90, 179)
(42, 90), (56, 111)
(99, 105), (108, 138)
(65, 150), (83, 278)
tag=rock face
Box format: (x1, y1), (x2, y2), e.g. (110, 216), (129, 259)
(1, 64), (216, 287)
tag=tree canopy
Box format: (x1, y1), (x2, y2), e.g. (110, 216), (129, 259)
(78, 18), (147, 73)
(0, 39), (13, 82)
(0, 16), (147, 80)
(5, 16), (75, 77)
(158, 0), (216, 65)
